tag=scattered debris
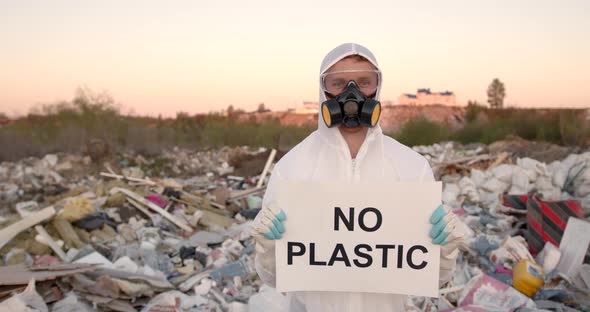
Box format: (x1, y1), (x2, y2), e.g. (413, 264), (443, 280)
(0, 141), (588, 310)
(442, 274), (536, 311)
(414, 141), (590, 311)
(0, 146), (275, 310)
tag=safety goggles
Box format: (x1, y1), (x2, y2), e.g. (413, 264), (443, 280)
(320, 69), (381, 96)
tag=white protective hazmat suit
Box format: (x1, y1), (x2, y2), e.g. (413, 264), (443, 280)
(255, 43), (452, 311)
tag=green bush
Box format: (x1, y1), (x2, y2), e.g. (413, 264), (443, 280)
(1, 88), (587, 160)
(392, 118), (451, 146)
(387, 108), (589, 147)
(559, 110), (590, 146)
(0, 89), (315, 161)
(465, 100), (486, 123)
(446, 108), (569, 145)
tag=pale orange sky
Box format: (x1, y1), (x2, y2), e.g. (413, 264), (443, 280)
(1, 0), (589, 117)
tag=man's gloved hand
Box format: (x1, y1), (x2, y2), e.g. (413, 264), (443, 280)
(429, 204), (463, 246)
(429, 204), (465, 284)
(252, 205), (287, 240)
(251, 205), (287, 287)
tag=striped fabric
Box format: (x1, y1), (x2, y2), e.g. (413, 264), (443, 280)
(528, 194), (583, 255)
(501, 193), (583, 255)
(500, 194), (530, 211)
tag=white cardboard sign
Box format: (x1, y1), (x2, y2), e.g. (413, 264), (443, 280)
(275, 181), (442, 297)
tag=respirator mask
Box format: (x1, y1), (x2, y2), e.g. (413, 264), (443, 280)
(320, 69), (382, 128)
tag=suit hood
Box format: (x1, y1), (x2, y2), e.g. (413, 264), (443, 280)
(317, 43), (383, 151)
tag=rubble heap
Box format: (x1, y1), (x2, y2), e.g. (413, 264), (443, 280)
(409, 141), (590, 311)
(0, 147), (275, 311)
(0, 137), (589, 311)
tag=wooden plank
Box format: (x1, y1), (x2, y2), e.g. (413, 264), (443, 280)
(15, 207), (67, 261)
(0, 285), (25, 299)
(0, 206), (56, 250)
(180, 191), (226, 210)
(34, 225), (67, 261)
(172, 197), (232, 217)
(125, 197), (155, 220)
(433, 154), (492, 167)
(111, 187), (193, 232)
(87, 268), (174, 289)
(99, 172), (157, 186)
(488, 152), (511, 170)
(228, 186), (266, 201)
(0, 263), (98, 286)
(257, 149), (277, 188)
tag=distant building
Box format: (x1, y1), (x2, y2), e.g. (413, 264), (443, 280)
(398, 88), (456, 106)
(295, 101), (319, 114)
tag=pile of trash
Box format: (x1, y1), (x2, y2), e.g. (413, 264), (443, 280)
(1, 137), (589, 311)
(408, 141), (590, 311)
(0, 147), (278, 311)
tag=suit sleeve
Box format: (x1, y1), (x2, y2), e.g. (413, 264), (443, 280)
(254, 166), (282, 288)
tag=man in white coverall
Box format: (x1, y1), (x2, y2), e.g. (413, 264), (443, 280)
(252, 43), (465, 311)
